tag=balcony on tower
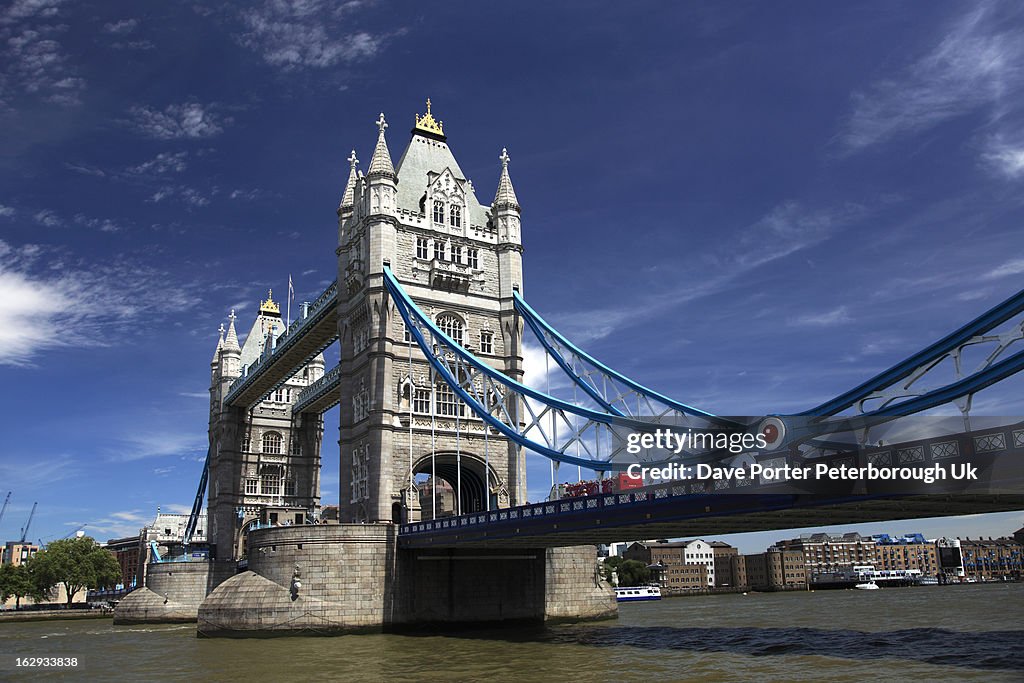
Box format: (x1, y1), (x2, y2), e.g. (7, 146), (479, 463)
(429, 257), (473, 292)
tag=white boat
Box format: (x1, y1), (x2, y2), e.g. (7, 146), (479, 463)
(855, 582), (880, 590)
(615, 585), (662, 602)
(918, 576), (939, 586)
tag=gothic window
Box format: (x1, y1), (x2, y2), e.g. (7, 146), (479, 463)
(436, 313), (464, 346)
(479, 331), (494, 354)
(242, 434), (251, 452)
(433, 240), (445, 261)
(353, 325), (369, 354)
(433, 200), (445, 224)
(273, 388), (284, 402)
(245, 478), (258, 495)
(436, 381), (463, 417)
(467, 248), (479, 269)
(262, 431), (283, 454)
(353, 380), (369, 422)
(416, 237), (429, 259)
(290, 435), (301, 456)
(451, 244), (462, 264)
(260, 466), (281, 496)
(449, 205), (461, 228)
(350, 444), (369, 503)
(284, 478), (296, 496)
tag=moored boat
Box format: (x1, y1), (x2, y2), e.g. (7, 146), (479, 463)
(615, 586), (662, 602)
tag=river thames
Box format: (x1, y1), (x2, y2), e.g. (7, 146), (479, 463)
(2, 582), (1021, 681)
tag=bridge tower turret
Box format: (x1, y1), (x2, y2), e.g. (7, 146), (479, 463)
(336, 102), (526, 524)
(492, 147), (527, 505)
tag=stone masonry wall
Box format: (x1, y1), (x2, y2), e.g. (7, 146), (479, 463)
(544, 546), (617, 622)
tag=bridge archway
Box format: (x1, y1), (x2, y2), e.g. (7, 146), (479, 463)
(412, 452), (499, 520)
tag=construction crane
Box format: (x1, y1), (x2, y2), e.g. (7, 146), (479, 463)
(19, 502), (37, 543)
(0, 491), (10, 528)
(37, 524), (88, 549)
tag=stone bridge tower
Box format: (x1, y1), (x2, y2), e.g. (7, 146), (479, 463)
(336, 102), (526, 523)
(207, 294), (326, 563)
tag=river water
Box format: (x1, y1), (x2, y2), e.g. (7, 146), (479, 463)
(2, 582), (1021, 682)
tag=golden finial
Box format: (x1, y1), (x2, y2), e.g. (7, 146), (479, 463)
(414, 98), (445, 137)
(259, 289), (281, 315)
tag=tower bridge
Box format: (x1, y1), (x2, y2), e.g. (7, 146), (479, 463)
(114, 101), (1024, 636)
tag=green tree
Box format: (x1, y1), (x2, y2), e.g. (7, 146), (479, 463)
(602, 556), (624, 583)
(30, 536), (122, 606)
(0, 562), (44, 609)
(616, 559), (651, 587)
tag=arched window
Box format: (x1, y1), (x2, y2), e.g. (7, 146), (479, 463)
(262, 431), (282, 454)
(433, 200), (444, 223)
(436, 313), (464, 346)
(449, 204), (461, 228)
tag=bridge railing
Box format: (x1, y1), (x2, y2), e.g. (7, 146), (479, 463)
(293, 364), (342, 414)
(225, 280), (339, 405)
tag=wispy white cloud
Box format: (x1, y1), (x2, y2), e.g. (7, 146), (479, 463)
(73, 213), (121, 233)
(982, 134), (1024, 178)
(983, 258), (1024, 279)
(106, 431), (206, 462)
(33, 209), (61, 226)
(127, 151), (189, 176)
(64, 162), (106, 177)
(127, 102), (231, 140)
(552, 199), (866, 345)
(236, 1), (385, 71)
(0, 204), (15, 217)
(103, 18), (137, 34)
(789, 306), (852, 328)
(229, 188), (260, 201)
(149, 184), (210, 207)
(839, 2), (1024, 177)
(0, 1), (84, 107)
(0, 239), (200, 366)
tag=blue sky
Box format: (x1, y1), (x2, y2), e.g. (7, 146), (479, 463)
(1, 1), (1022, 552)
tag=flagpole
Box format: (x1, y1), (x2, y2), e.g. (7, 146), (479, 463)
(287, 274), (293, 328)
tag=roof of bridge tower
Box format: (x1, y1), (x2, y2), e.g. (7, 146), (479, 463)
(413, 98), (445, 141)
(211, 324), (224, 364)
(239, 290), (285, 369)
(259, 289), (281, 317)
(223, 310), (241, 353)
(493, 147), (519, 211)
(366, 112), (396, 180)
(339, 150), (358, 210)
(395, 99), (489, 228)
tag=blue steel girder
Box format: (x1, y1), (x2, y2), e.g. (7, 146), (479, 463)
(796, 287), (1024, 420)
(384, 267), (731, 471)
(514, 293), (739, 429)
(225, 281), (339, 408)
(771, 287), (1024, 448)
(183, 445), (210, 546)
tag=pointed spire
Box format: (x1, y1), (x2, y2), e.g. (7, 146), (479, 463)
(367, 112), (396, 180)
(340, 150), (359, 210)
(211, 324), (224, 364)
(493, 147), (519, 211)
(223, 310), (241, 353)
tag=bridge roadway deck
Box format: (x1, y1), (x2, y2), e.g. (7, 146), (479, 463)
(398, 492), (1024, 548)
(226, 286), (338, 408)
(399, 420), (1024, 548)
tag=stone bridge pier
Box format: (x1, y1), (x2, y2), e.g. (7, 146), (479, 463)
(196, 524), (615, 637)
